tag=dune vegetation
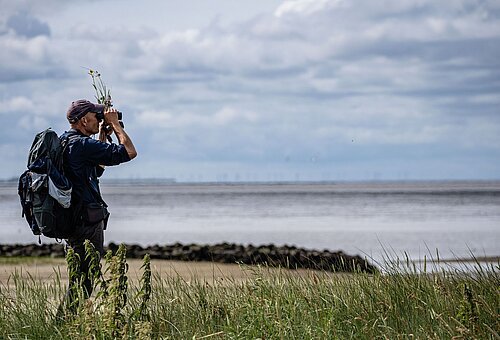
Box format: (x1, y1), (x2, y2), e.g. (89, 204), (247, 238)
(0, 243), (498, 339)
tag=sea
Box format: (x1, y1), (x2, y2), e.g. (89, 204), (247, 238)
(1, 180), (499, 264)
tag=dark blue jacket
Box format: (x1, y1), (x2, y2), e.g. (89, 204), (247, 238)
(61, 129), (130, 206)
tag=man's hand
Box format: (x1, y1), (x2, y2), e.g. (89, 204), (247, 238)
(104, 107), (120, 126)
(103, 107), (137, 160)
(98, 121), (113, 142)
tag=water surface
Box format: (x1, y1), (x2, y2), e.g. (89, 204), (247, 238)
(1, 181), (499, 262)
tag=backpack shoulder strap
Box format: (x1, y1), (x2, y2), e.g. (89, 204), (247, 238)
(59, 131), (81, 175)
(60, 131), (81, 149)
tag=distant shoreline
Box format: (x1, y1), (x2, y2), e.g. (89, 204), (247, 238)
(2, 178), (500, 185)
(4, 179), (500, 197)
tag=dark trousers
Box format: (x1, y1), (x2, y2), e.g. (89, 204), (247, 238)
(66, 220), (105, 297)
(57, 221), (105, 316)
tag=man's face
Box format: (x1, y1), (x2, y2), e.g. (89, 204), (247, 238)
(81, 111), (100, 135)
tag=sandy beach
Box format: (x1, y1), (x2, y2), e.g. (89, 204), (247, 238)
(0, 257), (335, 289)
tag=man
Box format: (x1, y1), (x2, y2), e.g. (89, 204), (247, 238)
(61, 99), (137, 302)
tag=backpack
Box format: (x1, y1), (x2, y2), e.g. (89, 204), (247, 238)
(18, 128), (80, 241)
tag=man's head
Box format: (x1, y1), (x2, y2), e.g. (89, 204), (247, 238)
(67, 99), (105, 136)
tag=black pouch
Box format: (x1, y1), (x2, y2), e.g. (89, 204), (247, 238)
(84, 202), (109, 225)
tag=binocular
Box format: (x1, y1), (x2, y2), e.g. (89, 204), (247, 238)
(96, 110), (122, 121)
(96, 110), (124, 128)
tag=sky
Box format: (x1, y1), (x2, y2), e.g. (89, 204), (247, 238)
(1, 0), (499, 182)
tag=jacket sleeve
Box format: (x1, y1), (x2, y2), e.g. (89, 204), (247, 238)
(82, 138), (131, 166)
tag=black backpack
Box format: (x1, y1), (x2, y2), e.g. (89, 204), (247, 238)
(18, 128), (80, 241)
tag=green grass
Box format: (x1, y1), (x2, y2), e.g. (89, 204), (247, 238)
(0, 257), (498, 339)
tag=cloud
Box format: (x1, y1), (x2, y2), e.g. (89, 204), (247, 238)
(17, 115), (50, 131)
(0, 32), (63, 82)
(214, 107), (259, 125)
(0, 0), (499, 180)
(136, 106), (259, 129)
(68, 24), (156, 42)
(6, 11), (50, 38)
(123, 0), (500, 99)
(0, 96), (35, 113)
(274, 0), (341, 17)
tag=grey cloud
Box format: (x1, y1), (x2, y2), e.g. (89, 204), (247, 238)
(129, 0), (500, 88)
(123, 0), (500, 140)
(1, 0), (500, 180)
(0, 66), (67, 83)
(68, 25), (156, 42)
(0, 58), (69, 83)
(6, 11), (50, 38)
(0, 32), (68, 84)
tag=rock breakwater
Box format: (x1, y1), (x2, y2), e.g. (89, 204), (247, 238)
(0, 242), (377, 273)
